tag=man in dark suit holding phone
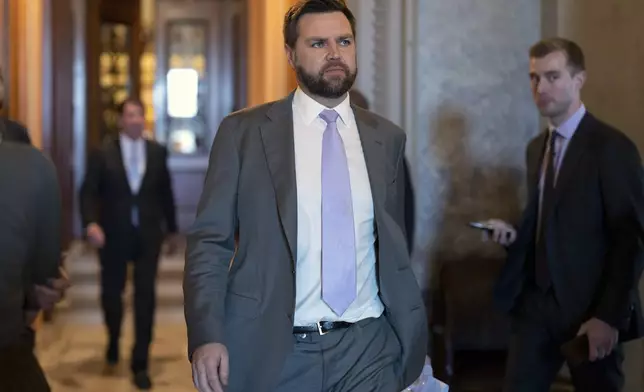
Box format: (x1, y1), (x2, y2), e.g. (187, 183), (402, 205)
(485, 38), (644, 392)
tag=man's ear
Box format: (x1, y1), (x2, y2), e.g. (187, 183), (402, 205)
(285, 44), (296, 69)
(573, 69), (586, 90)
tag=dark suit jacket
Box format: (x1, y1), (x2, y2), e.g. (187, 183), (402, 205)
(494, 112), (644, 341)
(183, 94), (428, 391)
(0, 117), (31, 144)
(79, 137), (177, 252)
(0, 143), (61, 349)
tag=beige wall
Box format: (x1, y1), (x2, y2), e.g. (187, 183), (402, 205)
(556, 1), (644, 149)
(7, 0), (44, 148)
(247, 0), (297, 107)
(0, 0), (8, 117)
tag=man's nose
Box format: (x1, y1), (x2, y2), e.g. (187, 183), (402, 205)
(536, 80), (548, 94)
(326, 43), (341, 59)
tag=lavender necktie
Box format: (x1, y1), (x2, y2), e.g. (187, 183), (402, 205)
(319, 109), (356, 315)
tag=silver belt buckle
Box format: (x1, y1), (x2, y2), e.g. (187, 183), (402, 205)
(316, 321), (327, 336)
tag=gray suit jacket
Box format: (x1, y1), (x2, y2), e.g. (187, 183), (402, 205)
(184, 93), (428, 391)
(0, 143), (61, 349)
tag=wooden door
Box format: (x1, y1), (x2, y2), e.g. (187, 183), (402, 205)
(155, 0), (246, 232)
(86, 0), (142, 152)
(42, 0), (76, 249)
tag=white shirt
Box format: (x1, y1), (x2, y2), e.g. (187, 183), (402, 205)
(292, 88), (384, 326)
(120, 133), (146, 194)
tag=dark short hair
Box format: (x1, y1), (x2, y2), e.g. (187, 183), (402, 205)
(283, 0), (356, 48)
(117, 97), (145, 115)
(529, 37), (585, 74)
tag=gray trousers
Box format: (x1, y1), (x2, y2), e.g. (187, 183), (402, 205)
(275, 316), (402, 392)
(504, 285), (624, 392)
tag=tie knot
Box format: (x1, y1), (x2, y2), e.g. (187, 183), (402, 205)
(319, 109), (339, 125)
(549, 130), (559, 147)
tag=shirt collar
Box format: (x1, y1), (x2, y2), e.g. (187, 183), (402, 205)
(550, 103), (586, 139)
(293, 87), (353, 127)
(120, 132), (144, 144)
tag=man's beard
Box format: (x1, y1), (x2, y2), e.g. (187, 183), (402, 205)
(296, 62), (357, 99)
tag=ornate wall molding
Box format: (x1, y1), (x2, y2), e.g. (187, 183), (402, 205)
(349, 0), (406, 127)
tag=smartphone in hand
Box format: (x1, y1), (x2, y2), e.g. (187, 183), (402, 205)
(469, 221), (495, 232)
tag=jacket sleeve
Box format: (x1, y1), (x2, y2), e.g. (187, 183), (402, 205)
(30, 153), (62, 288)
(79, 149), (103, 228)
(183, 116), (240, 360)
(594, 134), (644, 330)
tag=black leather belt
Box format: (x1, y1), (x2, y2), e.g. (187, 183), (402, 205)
(293, 321), (352, 336)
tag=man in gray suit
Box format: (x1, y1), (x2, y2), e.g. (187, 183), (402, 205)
(184, 1), (428, 391)
(0, 142), (62, 391)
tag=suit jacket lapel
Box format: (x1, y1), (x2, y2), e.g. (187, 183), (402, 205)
(260, 94), (298, 263)
(552, 114), (592, 206)
(112, 138), (133, 194)
(259, 97), (390, 265)
(529, 114), (591, 226)
(353, 107), (388, 211)
(510, 133), (544, 249)
(527, 132), (547, 196)
(139, 139), (153, 192)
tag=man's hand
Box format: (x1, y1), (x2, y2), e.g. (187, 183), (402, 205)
(482, 219), (517, 246)
(24, 310), (40, 326)
(164, 234), (181, 255)
(34, 274), (71, 311)
(86, 223), (105, 248)
(577, 318), (619, 361)
(191, 343), (229, 392)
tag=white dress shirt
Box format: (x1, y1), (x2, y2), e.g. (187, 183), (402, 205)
(120, 133), (146, 194)
(292, 88), (384, 326)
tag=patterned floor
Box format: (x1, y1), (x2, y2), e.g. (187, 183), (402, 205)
(36, 313), (195, 391)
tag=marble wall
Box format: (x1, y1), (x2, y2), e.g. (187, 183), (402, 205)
(349, 0), (540, 288)
(404, 0), (541, 289)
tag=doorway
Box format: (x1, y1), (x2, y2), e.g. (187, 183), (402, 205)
(85, 0), (247, 232)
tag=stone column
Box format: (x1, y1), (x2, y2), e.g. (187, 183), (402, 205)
(346, 0), (404, 126)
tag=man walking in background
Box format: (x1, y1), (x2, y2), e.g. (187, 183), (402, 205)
(80, 97), (178, 390)
(487, 38), (644, 392)
(184, 1), (427, 391)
